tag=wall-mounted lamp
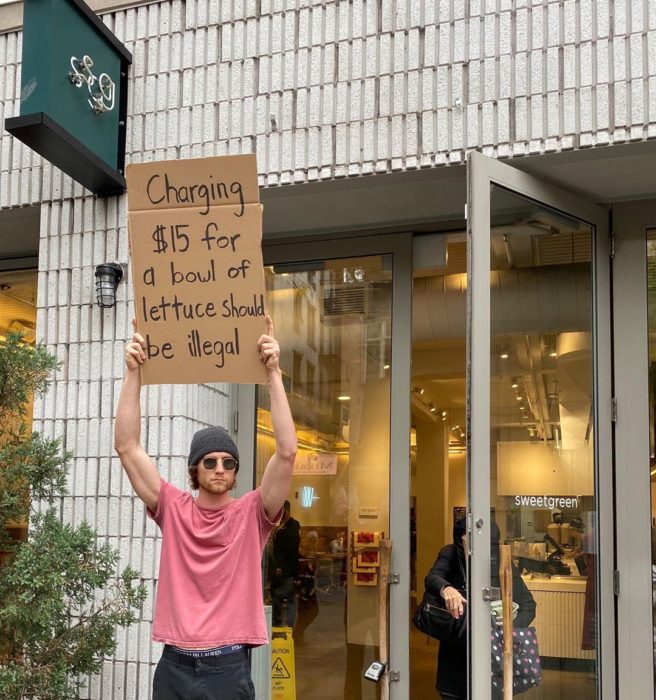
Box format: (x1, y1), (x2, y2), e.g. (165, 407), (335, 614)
(95, 263), (124, 308)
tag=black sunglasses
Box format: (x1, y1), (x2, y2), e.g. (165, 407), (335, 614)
(201, 457), (238, 471)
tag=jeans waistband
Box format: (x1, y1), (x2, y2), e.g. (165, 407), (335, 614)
(163, 645), (249, 668)
(170, 643), (246, 658)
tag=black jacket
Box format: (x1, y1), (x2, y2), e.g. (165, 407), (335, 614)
(424, 530), (536, 697)
(425, 541), (468, 697)
(272, 516), (300, 577)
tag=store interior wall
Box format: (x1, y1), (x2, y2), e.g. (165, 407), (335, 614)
(412, 419), (467, 600)
(414, 415), (448, 600)
(347, 376), (389, 645)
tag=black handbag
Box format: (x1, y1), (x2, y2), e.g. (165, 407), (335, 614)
(413, 590), (466, 643)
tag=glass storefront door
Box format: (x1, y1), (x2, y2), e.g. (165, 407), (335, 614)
(467, 152), (613, 699)
(253, 235), (412, 700)
(646, 228), (656, 697)
(246, 158), (615, 699)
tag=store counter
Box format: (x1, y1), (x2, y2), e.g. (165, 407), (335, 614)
(523, 575), (595, 660)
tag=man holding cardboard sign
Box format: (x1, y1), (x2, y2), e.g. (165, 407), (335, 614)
(114, 315), (296, 699)
(126, 154), (269, 386)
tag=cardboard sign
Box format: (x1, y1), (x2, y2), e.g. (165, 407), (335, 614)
(126, 154), (268, 385)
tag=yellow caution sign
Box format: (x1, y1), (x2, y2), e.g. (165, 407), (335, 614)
(271, 627), (296, 700)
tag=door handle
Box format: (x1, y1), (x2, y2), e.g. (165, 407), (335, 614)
(482, 587), (501, 602)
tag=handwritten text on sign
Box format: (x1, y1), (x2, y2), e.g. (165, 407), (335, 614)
(126, 155), (268, 385)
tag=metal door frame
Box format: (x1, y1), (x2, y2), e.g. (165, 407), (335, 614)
(467, 151), (614, 699)
(236, 232), (413, 699)
(612, 201), (656, 700)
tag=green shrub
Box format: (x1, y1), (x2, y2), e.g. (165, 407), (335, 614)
(0, 333), (146, 699)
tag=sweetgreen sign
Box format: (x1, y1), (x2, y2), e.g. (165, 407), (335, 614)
(5, 0), (131, 196)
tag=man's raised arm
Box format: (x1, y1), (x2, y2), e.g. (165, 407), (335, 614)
(259, 316), (297, 519)
(114, 322), (161, 511)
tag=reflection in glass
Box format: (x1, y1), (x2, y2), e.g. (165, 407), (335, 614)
(646, 230), (656, 696)
(489, 186), (597, 698)
(408, 234), (468, 699)
(0, 268), (37, 566)
(256, 256), (392, 700)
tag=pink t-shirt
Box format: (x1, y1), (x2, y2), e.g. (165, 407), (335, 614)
(147, 478), (278, 647)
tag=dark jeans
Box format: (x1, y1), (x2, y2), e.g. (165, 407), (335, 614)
(153, 646), (255, 700)
(271, 575), (297, 627)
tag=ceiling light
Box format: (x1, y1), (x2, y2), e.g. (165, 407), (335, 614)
(441, 410), (447, 418)
(338, 395), (351, 401)
(500, 351), (509, 359)
(516, 394), (522, 401)
(429, 404), (437, 413)
(384, 364), (390, 370)
(545, 342), (558, 357)
(511, 378), (519, 389)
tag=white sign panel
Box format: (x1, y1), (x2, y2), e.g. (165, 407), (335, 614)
(359, 506), (379, 519)
(513, 495), (580, 509)
(294, 453), (338, 476)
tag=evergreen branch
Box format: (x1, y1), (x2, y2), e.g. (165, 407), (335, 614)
(0, 338), (145, 700)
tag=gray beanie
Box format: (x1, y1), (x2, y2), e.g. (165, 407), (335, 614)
(188, 427), (239, 470)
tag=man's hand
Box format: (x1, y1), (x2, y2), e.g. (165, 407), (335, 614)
(126, 319), (146, 371)
(258, 315), (280, 371)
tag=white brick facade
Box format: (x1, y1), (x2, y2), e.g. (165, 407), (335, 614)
(1, 0), (656, 697)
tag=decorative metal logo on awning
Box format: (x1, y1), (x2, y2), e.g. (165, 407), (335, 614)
(68, 55), (115, 114)
(5, 0), (131, 195)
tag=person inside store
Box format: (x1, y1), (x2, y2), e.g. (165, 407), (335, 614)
(115, 317), (297, 700)
(425, 517), (536, 699)
(329, 530), (346, 553)
(327, 530), (348, 588)
(271, 500), (301, 627)
(293, 529), (321, 644)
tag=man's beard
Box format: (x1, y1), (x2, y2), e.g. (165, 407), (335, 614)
(202, 477), (234, 494)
